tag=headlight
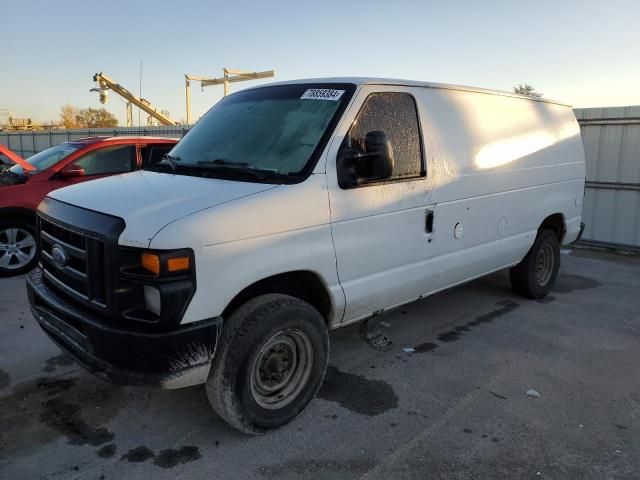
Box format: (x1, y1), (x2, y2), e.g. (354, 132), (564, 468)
(118, 247), (196, 326)
(144, 285), (161, 315)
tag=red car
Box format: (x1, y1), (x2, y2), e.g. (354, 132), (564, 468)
(0, 136), (178, 276)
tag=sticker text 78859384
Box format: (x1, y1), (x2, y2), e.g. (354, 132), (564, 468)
(300, 89), (345, 101)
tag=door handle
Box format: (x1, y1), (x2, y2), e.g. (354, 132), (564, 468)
(425, 209), (434, 234)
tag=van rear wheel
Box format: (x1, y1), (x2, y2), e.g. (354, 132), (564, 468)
(510, 229), (560, 299)
(206, 294), (329, 435)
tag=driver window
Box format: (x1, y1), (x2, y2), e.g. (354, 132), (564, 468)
(74, 145), (136, 175)
(346, 92), (423, 181)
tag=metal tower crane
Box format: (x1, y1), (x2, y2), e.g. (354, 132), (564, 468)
(90, 72), (179, 127)
(184, 68), (274, 124)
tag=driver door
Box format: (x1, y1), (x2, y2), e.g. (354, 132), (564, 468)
(326, 86), (436, 323)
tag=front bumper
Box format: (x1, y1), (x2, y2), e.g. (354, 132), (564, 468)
(27, 268), (221, 388)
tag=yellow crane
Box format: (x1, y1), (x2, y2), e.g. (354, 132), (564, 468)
(90, 72), (179, 127)
(184, 68), (274, 124)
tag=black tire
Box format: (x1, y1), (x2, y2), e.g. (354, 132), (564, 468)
(0, 218), (38, 277)
(510, 229), (560, 299)
(206, 294), (329, 435)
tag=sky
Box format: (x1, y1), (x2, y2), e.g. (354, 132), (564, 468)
(2, 0), (639, 126)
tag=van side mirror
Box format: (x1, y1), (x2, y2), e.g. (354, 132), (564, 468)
(338, 131), (394, 188)
(60, 163), (86, 178)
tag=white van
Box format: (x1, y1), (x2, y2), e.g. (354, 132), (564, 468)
(27, 78), (586, 434)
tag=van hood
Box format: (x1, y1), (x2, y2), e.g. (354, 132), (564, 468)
(48, 170), (278, 247)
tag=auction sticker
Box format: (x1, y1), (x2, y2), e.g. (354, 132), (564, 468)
(300, 89), (345, 101)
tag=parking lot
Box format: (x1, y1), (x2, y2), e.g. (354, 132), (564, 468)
(0, 248), (638, 479)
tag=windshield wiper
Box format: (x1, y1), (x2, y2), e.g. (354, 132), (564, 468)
(196, 159), (269, 181)
(158, 154), (180, 171)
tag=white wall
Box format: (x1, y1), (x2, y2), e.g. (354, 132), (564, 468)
(574, 106), (640, 250)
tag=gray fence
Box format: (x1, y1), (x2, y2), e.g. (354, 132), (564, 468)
(0, 125), (189, 158)
(574, 106), (640, 251)
(2, 108), (639, 250)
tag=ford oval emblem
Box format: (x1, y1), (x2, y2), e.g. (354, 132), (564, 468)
(51, 244), (68, 268)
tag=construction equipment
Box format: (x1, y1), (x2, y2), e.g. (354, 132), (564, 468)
(184, 68), (274, 124)
(0, 110), (35, 131)
(91, 72), (179, 127)
(4, 117), (37, 130)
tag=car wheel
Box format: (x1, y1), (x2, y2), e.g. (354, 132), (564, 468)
(0, 220), (37, 277)
(510, 228), (560, 299)
(206, 294), (329, 435)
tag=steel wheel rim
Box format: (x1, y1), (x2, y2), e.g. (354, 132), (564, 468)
(0, 228), (36, 270)
(250, 329), (313, 410)
(535, 243), (555, 286)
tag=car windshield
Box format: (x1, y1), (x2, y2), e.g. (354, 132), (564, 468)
(7, 143), (79, 176)
(165, 83), (355, 182)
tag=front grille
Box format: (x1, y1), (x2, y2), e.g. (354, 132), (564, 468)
(39, 217), (107, 309)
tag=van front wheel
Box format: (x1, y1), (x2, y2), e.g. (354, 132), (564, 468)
(510, 229), (560, 299)
(206, 294), (329, 435)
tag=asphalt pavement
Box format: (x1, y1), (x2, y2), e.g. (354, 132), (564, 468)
(1, 248), (639, 479)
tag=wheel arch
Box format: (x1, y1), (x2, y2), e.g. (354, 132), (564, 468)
(221, 270), (334, 325)
(0, 207), (37, 226)
(539, 213), (566, 243)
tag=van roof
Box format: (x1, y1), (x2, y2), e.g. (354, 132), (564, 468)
(250, 77), (570, 107)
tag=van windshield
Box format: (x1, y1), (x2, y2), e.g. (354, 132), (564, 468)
(165, 83), (355, 183)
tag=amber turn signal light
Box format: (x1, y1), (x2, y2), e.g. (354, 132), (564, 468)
(167, 256), (190, 272)
(141, 253), (161, 276)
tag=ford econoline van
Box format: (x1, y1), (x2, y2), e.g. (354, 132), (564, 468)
(27, 78), (586, 434)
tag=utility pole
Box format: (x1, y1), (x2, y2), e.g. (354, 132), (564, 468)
(184, 68), (274, 125)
